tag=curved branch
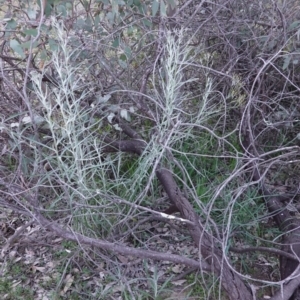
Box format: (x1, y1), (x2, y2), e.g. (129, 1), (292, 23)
(242, 128), (300, 298)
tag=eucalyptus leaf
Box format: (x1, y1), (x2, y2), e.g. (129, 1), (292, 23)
(27, 8), (37, 20)
(107, 11), (115, 24)
(167, 0), (176, 9)
(75, 19), (85, 29)
(66, 2), (73, 10)
(6, 19), (17, 30)
(288, 21), (300, 31)
(44, 0), (54, 16)
(143, 19), (152, 28)
(112, 37), (120, 48)
(108, 105), (120, 113)
(21, 40), (39, 49)
(23, 29), (38, 37)
(57, 4), (67, 17)
(84, 17), (93, 32)
(94, 15), (100, 27)
(119, 59), (127, 68)
(160, 0), (166, 16)
(49, 39), (59, 52)
(10, 40), (25, 58)
(282, 56), (291, 70)
(152, 0), (159, 17)
(120, 54), (127, 61)
(124, 46), (131, 59)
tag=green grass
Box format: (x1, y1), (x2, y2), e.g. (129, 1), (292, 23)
(167, 128), (278, 286)
(0, 261), (34, 300)
(186, 272), (222, 300)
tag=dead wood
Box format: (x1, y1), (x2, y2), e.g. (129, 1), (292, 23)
(242, 136), (300, 300)
(96, 120), (254, 299)
(156, 168), (252, 300)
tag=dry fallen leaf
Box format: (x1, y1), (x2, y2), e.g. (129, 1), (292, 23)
(171, 264), (183, 273)
(117, 254), (128, 264)
(171, 279), (186, 286)
(32, 266), (46, 273)
(11, 280), (22, 288)
(9, 250), (17, 259)
(60, 274), (74, 295)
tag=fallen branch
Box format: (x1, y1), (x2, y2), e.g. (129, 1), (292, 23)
(33, 210), (205, 269)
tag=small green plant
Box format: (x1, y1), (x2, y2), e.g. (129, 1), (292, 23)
(186, 273), (214, 299)
(0, 279), (11, 293)
(0, 274), (34, 300)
